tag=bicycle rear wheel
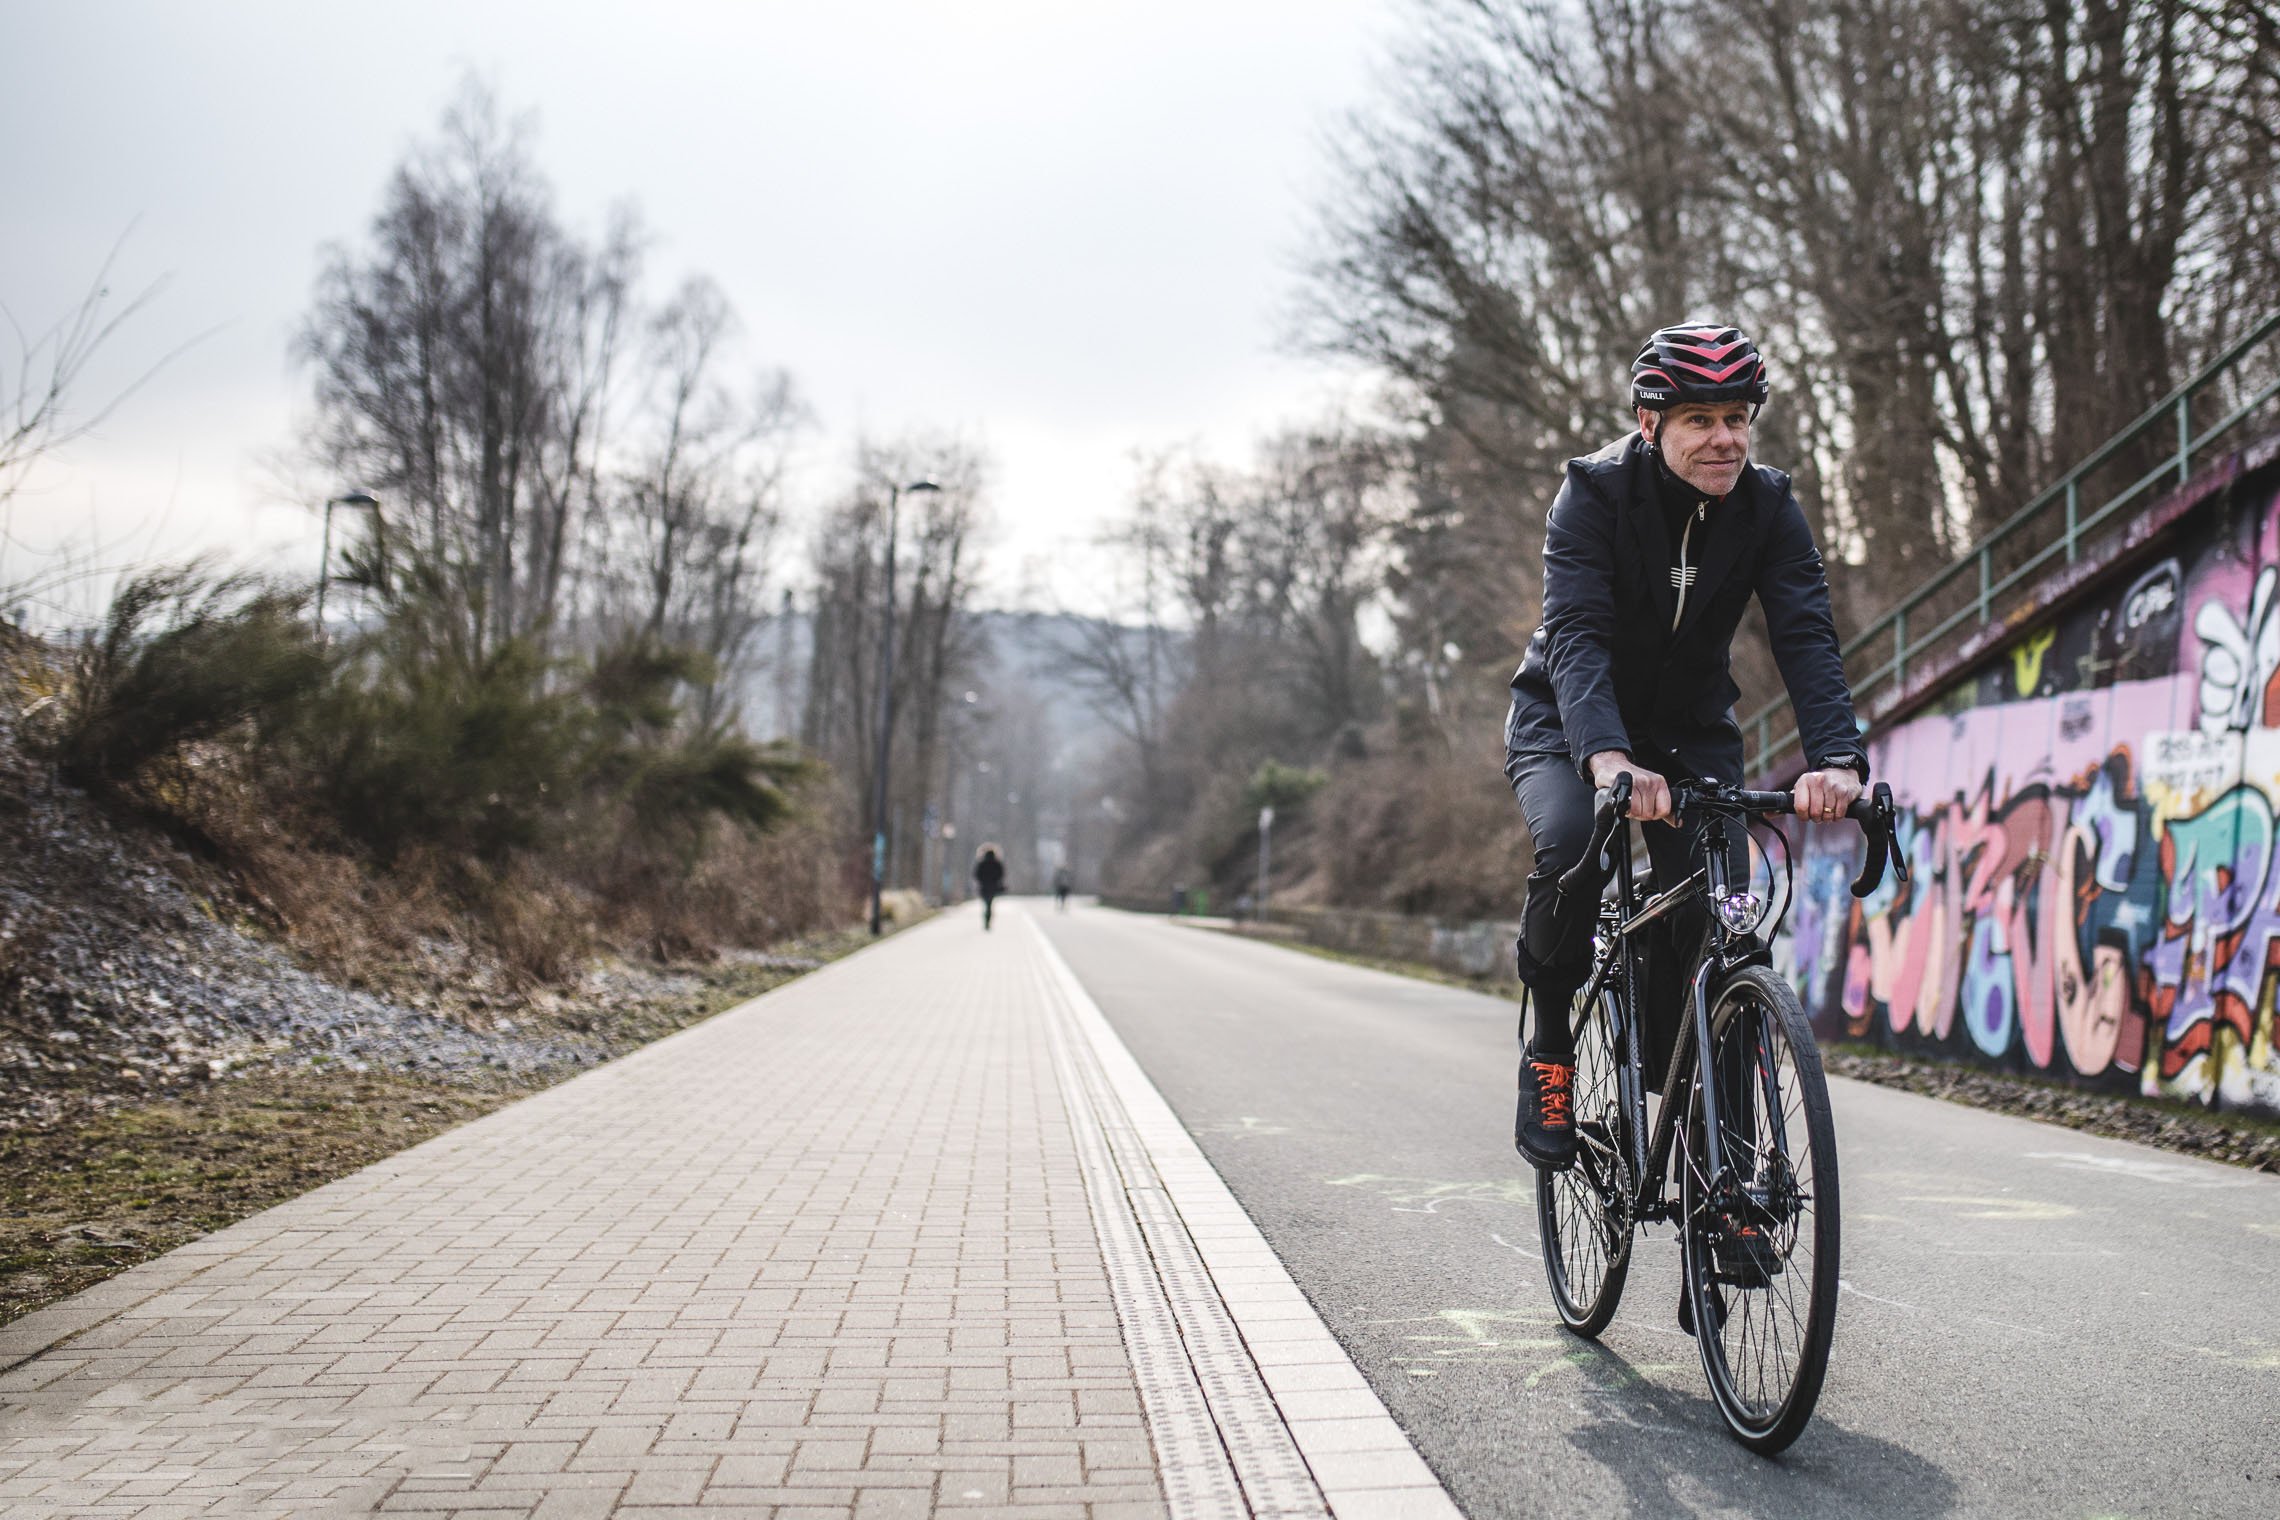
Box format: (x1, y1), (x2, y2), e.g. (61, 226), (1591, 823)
(1536, 985), (1634, 1336)
(1679, 965), (1840, 1454)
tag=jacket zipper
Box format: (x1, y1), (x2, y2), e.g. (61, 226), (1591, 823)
(1671, 500), (1707, 632)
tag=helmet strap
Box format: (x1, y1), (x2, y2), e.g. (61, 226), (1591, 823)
(1647, 420), (1688, 493)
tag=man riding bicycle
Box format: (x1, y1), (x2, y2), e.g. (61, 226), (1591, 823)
(1505, 324), (1867, 1173)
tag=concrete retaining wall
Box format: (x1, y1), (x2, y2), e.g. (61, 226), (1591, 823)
(1252, 904), (1523, 983)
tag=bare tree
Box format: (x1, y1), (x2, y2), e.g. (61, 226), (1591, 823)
(801, 436), (992, 884)
(1305, 0), (2280, 627)
(299, 79), (634, 655)
(1052, 450), (1217, 807)
(597, 275), (805, 722)
(1, 235), (215, 624)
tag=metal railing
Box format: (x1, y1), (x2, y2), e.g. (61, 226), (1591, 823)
(1744, 310), (2280, 778)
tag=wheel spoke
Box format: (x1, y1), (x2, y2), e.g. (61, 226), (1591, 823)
(1684, 970), (1838, 1450)
(1537, 986), (1634, 1334)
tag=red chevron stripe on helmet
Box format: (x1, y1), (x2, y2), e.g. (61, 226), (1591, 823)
(1667, 335), (1748, 363)
(1668, 353), (1758, 384)
(1631, 322), (1771, 410)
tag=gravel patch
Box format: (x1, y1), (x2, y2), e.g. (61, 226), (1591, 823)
(1823, 1044), (2280, 1173)
(0, 715), (824, 1133)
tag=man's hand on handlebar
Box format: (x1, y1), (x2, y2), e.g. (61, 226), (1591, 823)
(1588, 750), (1672, 822)
(1793, 766), (1863, 823)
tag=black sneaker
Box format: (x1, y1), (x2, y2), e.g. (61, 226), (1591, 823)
(1514, 1046), (1577, 1172)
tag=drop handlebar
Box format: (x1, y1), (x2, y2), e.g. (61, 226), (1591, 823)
(1554, 775), (1907, 901)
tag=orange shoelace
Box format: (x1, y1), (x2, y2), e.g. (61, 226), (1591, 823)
(1531, 1060), (1575, 1130)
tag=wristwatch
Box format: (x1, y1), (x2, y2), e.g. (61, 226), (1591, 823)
(1816, 752), (1870, 783)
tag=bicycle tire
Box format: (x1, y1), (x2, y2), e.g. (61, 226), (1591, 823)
(1536, 985), (1635, 1336)
(1678, 965), (1840, 1454)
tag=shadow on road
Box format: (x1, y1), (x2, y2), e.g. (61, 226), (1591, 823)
(1560, 1340), (1962, 1519)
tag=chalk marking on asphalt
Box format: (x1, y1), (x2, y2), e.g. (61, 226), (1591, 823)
(2025, 1149), (2261, 1189)
(1365, 1306), (1691, 1380)
(2192, 1338), (2280, 1371)
(1838, 1279), (2055, 1339)
(1195, 1116), (1293, 1139)
(1325, 1172), (1534, 1212)
(1897, 1192), (2078, 1221)
(1026, 908), (1462, 1520)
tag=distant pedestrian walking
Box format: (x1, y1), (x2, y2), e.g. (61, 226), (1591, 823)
(1053, 865), (1072, 911)
(973, 845), (1007, 930)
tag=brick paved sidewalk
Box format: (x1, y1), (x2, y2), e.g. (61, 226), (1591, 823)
(0, 906), (1454, 1520)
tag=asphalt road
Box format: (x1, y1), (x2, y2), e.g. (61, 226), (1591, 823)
(1031, 902), (2280, 1520)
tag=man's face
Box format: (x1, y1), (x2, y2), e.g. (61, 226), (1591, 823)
(1641, 401), (1752, 497)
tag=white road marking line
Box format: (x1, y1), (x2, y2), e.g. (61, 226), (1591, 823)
(1026, 908), (1463, 1520)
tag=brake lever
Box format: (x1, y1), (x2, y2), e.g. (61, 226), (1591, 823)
(1594, 772), (1635, 871)
(1849, 782), (1900, 898)
(1556, 772), (1633, 897)
(1880, 785), (1909, 884)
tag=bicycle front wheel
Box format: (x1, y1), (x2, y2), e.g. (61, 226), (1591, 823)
(1679, 965), (1840, 1454)
(1536, 985), (1634, 1336)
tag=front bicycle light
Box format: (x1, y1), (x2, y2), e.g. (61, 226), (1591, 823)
(1716, 891), (1764, 934)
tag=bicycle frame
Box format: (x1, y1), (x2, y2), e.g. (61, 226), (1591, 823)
(1568, 808), (1760, 1227)
(1556, 775), (1898, 1229)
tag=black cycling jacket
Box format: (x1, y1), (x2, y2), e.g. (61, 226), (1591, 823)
(1506, 432), (1865, 785)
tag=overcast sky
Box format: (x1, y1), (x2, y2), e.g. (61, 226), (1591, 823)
(0, 0), (1396, 622)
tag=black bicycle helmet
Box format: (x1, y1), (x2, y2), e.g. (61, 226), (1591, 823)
(1630, 324), (1770, 410)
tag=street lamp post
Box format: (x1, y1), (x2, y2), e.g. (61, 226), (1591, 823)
(869, 477), (942, 936)
(314, 490), (380, 640)
(935, 689), (979, 903)
(1257, 805), (1275, 921)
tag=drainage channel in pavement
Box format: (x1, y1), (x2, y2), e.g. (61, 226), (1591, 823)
(1025, 908), (1462, 1520)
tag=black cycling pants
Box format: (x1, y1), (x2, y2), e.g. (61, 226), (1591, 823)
(1504, 748), (1743, 1062)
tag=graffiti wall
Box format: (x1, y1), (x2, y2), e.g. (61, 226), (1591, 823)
(1776, 470), (2280, 1115)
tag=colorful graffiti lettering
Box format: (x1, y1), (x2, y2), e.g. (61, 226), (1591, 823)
(1778, 481), (2280, 1115)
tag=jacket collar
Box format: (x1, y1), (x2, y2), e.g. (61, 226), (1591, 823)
(1676, 467), (1756, 638)
(1612, 431), (1757, 638)
(1620, 436), (1678, 630)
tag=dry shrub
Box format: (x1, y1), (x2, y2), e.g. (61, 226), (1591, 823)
(471, 862), (598, 988)
(156, 747), (422, 972)
(590, 795), (856, 962)
(13, 568), (858, 1004)
(1316, 747), (1531, 920)
(1110, 764), (1254, 899)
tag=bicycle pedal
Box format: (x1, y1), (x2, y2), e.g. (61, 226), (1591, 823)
(1713, 1224), (1783, 1286)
